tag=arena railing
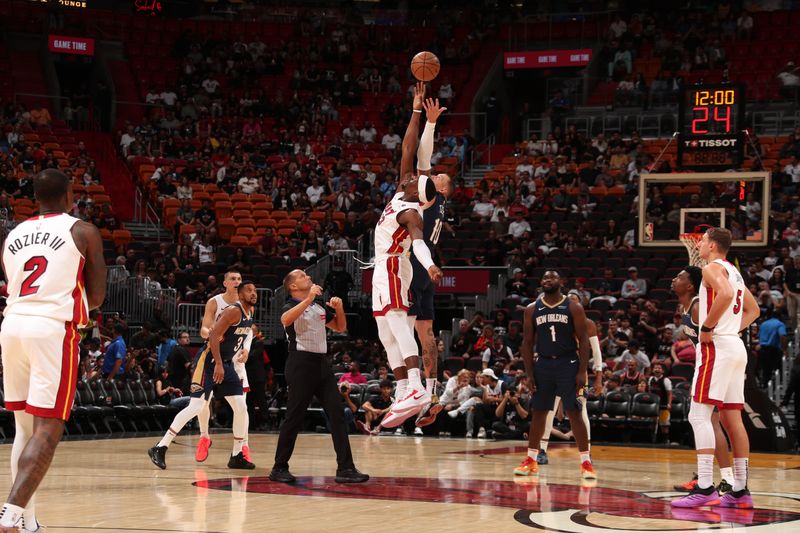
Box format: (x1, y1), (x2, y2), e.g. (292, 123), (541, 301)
(174, 303), (205, 339)
(505, 10), (618, 50)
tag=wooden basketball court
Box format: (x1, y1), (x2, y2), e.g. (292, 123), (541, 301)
(1, 433), (799, 532)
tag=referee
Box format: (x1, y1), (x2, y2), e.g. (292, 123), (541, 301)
(269, 269), (369, 484)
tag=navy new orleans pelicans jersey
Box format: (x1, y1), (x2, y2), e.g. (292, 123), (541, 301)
(422, 193), (446, 247)
(216, 303), (253, 362)
(681, 296), (699, 345)
(532, 295), (577, 359)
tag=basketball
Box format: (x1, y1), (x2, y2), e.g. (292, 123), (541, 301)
(411, 51), (440, 82)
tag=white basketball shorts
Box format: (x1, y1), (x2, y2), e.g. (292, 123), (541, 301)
(0, 314), (80, 421)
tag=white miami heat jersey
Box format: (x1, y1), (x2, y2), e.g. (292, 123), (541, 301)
(374, 193), (422, 260)
(699, 258), (746, 337)
(3, 213), (88, 326)
(212, 293), (239, 320)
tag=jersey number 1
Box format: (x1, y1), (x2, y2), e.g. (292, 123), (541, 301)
(19, 256), (48, 297)
(549, 325), (557, 342)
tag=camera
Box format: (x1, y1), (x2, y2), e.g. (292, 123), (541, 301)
(508, 389), (516, 397)
(340, 384), (348, 393)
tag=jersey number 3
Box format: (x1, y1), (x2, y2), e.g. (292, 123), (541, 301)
(19, 256), (48, 297)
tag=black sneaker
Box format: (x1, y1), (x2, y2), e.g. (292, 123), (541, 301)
(148, 445), (167, 470)
(228, 452), (256, 470)
(717, 479), (733, 495)
(335, 468), (370, 483)
(269, 467), (297, 483)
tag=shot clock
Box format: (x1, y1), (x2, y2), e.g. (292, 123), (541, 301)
(678, 83), (745, 170)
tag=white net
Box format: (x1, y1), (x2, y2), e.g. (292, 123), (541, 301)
(679, 233), (706, 267)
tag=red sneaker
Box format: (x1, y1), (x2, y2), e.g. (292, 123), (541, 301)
(674, 473), (699, 492)
(581, 461), (597, 480)
(195, 436), (212, 462)
(242, 444), (252, 463)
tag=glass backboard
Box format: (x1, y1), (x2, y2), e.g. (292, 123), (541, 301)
(637, 171), (770, 248)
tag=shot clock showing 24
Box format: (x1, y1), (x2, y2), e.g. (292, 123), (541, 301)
(677, 83), (746, 170)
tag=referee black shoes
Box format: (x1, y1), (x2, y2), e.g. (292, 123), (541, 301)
(269, 468), (297, 484)
(228, 452), (256, 470)
(335, 468), (369, 484)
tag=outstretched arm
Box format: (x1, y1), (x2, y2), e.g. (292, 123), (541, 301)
(399, 82), (425, 187)
(417, 97), (447, 174)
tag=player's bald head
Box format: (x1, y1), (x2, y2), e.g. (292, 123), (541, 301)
(34, 169), (70, 203)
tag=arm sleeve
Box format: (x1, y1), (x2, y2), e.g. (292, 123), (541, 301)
(243, 330), (253, 352)
(416, 121), (436, 172)
(412, 239), (435, 270)
(589, 335), (603, 371)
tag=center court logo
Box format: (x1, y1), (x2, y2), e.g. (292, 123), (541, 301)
(199, 476), (800, 531)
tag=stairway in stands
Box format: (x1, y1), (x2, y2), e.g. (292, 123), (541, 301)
(74, 132), (135, 221)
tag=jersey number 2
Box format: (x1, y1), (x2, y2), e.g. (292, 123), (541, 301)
(19, 256), (48, 297)
(732, 289), (743, 314)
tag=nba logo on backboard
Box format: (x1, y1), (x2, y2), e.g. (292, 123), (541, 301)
(644, 223), (654, 242)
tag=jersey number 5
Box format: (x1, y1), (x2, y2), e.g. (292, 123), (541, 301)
(19, 256), (48, 297)
(732, 289), (743, 314)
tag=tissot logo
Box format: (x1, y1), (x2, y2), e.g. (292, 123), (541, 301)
(685, 138), (738, 148)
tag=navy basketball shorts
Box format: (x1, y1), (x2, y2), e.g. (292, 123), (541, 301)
(531, 357), (583, 412)
(190, 352), (243, 400)
(408, 261), (435, 321)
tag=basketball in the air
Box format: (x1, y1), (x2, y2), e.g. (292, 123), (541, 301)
(411, 51), (440, 82)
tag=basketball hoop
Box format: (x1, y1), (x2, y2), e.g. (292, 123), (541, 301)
(679, 233), (706, 267)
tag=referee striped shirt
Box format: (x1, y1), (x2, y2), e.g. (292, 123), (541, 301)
(282, 299), (336, 354)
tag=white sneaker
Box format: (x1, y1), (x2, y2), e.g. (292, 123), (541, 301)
(394, 428), (403, 435)
(477, 428), (487, 439)
(414, 427), (424, 435)
(447, 409), (459, 419)
(392, 388), (431, 414)
(380, 388), (430, 428)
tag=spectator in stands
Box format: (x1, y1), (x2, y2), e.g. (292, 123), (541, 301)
(568, 278), (591, 307)
(551, 185), (571, 212)
(102, 323), (127, 381)
(504, 322), (523, 356)
(358, 380), (394, 433)
(451, 318), (479, 358)
(471, 192), (494, 220)
(381, 127), (401, 151)
(602, 219), (622, 249)
(758, 309), (788, 388)
(481, 337), (513, 370)
(617, 340), (650, 373)
(167, 331), (192, 393)
(156, 329), (177, 368)
(784, 256), (800, 330)
(621, 266), (647, 299)
(492, 382), (530, 440)
(617, 359), (644, 388)
(338, 361), (368, 385)
(737, 10), (754, 40)
(156, 366), (188, 408)
(194, 199), (216, 234)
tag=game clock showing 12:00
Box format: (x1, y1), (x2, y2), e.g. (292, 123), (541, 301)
(678, 83), (745, 170)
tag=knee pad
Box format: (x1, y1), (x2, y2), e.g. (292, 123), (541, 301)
(376, 316), (405, 369)
(688, 401), (716, 449)
(386, 310), (418, 358)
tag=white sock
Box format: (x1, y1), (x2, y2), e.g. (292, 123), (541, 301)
(233, 438), (244, 455)
(425, 378), (435, 395)
(697, 454), (714, 489)
(720, 466), (734, 483)
(199, 400), (210, 438)
(580, 451), (591, 464)
(395, 379), (408, 401)
(733, 457), (748, 491)
(0, 503), (24, 528)
(527, 448), (539, 460)
(540, 439), (549, 452)
(158, 429), (178, 448)
(407, 368), (423, 391)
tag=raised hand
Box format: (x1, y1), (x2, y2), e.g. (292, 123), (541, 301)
(422, 97), (447, 123)
(413, 81), (426, 111)
(307, 284), (323, 302)
(327, 296), (344, 310)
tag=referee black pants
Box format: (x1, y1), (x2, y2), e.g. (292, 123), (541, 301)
(273, 350), (355, 471)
